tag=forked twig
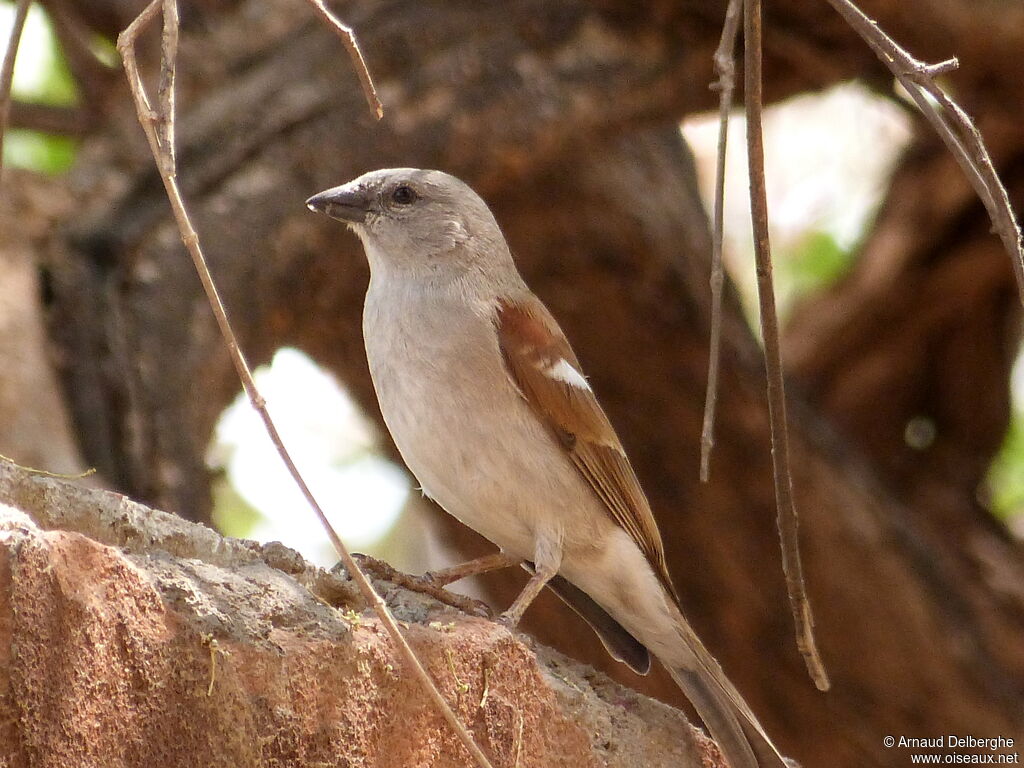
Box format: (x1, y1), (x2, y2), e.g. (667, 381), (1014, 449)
(743, 0), (830, 691)
(115, 6), (492, 767)
(699, 0), (742, 483)
(823, 0), (1024, 305)
(351, 553), (493, 618)
(0, 0), (32, 184)
(304, 0), (383, 120)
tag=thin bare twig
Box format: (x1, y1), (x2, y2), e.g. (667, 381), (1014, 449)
(699, 0), (743, 484)
(304, 0), (383, 120)
(743, 0), (830, 691)
(0, 0), (32, 184)
(0, 454), (96, 480)
(823, 0), (1024, 306)
(157, 0), (177, 171)
(116, 6), (490, 767)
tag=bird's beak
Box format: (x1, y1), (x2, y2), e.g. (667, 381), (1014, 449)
(306, 184), (371, 224)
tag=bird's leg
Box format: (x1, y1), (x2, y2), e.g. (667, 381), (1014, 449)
(424, 552), (519, 586)
(498, 562), (558, 628)
(499, 537), (562, 628)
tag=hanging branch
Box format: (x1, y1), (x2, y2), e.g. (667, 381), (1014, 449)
(116, 5), (494, 767)
(743, 0), (830, 691)
(303, 0), (383, 119)
(699, 0), (743, 483)
(0, 0), (31, 184)
(156, 0), (177, 172)
(823, 0), (1024, 305)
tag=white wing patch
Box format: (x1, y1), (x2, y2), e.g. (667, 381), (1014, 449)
(542, 358), (591, 391)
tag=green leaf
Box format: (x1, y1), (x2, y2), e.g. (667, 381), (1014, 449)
(9, 5), (79, 106)
(35, 42), (78, 106)
(211, 478), (266, 540)
(986, 414), (1024, 522)
(3, 130), (76, 174)
(778, 230), (854, 313)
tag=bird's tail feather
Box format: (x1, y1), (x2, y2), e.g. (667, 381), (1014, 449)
(661, 602), (792, 768)
(667, 664), (790, 768)
(668, 665), (756, 768)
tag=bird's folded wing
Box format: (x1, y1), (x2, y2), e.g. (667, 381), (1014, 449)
(495, 295), (678, 603)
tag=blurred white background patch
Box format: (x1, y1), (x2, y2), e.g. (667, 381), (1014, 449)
(207, 348), (411, 567)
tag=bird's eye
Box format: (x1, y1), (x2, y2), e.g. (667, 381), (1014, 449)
(391, 185), (417, 205)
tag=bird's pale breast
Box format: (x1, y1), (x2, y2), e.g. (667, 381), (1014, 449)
(362, 280), (612, 565)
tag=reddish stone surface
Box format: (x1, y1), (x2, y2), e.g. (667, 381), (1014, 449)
(0, 472), (718, 768)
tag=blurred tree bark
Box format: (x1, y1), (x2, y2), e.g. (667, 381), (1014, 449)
(2, 0), (1022, 766)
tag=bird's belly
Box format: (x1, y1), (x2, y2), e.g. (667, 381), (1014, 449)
(369, 346), (605, 563)
(393, 416), (539, 558)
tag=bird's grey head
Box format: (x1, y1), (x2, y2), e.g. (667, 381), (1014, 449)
(306, 168), (513, 282)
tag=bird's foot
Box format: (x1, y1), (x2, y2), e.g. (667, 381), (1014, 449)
(495, 611), (522, 631)
(342, 553), (493, 619)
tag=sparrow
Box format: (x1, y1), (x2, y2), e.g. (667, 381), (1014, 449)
(307, 168), (790, 768)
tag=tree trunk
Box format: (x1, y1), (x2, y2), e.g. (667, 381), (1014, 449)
(0, 172), (84, 476)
